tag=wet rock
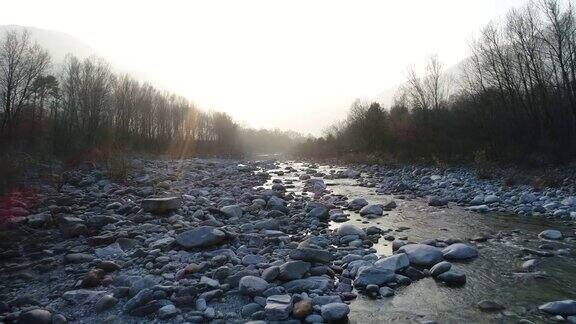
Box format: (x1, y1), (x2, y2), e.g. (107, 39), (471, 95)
(141, 197), (182, 214)
(436, 267), (466, 286)
(354, 266), (395, 287)
(398, 244), (443, 267)
(430, 261), (452, 276)
(477, 300), (505, 312)
(539, 300), (576, 316)
(442, 243), (479, 260)
(262, 266), (280, 282)
(379, 286), (395, 297)
(176, 226), (226, 248)
(522, 259), (538, 271)
(539, 230), (563, 240)
(321, 302), (350, 321)
(374, 253), (409, 271)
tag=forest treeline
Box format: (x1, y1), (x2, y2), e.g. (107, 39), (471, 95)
(294, 0), (576, 165)
(0, 30), (302, 160)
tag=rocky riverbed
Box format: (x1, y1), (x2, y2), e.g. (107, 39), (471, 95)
(0, 158), (575, 323)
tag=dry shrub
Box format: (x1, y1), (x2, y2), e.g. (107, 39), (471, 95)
(530, 174), (562, 190)
(0, 150), (35, 195)
(63, 146), (131, 182)
(474, 149), (493, 179)
(432, 155), (448, 173)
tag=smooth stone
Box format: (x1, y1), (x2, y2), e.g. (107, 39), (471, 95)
(175, 226), (226, 248)
(239, 276), (269, 296)
(430, 261), (452, 276)
(539, 300), (576, 316)
(442, 243), (479, 260)
(321, 302), (350, 321)
(539, 230), (563, 240)
(398, 244), (444, 267)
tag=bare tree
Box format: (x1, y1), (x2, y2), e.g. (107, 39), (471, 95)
(0, 30), (50, 133)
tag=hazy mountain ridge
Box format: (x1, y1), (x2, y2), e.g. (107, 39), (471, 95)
(0, 25), (97, 62)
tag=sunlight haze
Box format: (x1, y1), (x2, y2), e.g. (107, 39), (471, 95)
(1, 0), (528, 135)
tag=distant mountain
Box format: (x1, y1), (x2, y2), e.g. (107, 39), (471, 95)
(0, 25), (97, 63)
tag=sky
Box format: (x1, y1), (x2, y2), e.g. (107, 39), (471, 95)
(0, 0), (528, 135)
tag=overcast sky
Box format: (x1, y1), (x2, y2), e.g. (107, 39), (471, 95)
(1, 0), (528, 135)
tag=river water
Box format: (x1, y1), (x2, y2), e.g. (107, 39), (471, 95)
(266, 162), (576, 324)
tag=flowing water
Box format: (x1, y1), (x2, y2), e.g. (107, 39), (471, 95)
(267, 162), (576, 324)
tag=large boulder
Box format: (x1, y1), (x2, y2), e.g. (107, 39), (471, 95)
(397, 244), (443, 267)
(176, 226), (226, 248)
(17, 309), (52, 324)
(442, 243), (479, 260)
(141, 197), (182, 214)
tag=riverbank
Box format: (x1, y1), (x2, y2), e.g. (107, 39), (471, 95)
(0, 158), (574, 323)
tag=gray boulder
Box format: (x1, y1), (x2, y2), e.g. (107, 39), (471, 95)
(141, 197), (182, 214)
(539, 300), (576, 316)
(442, 243), (479, 260)
(176, 226), (226, 248)
(321, 302), (350, 321)
(239, 276), (269, 296)
(398, 244), (443, 267)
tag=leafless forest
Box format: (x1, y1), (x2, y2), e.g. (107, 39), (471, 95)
(296, 1), (576, 164)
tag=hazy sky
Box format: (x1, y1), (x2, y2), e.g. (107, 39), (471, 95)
(1, 0), (528, 135)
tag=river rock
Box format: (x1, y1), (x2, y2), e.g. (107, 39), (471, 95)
(292, 299), (313, 319)
(374, 253), (410, 271)
(359, 204), (383, 216)
(18, 309), (52, 324)
(176, 226), (226, 248)
(239, 276), (269, 296)
(265, 294), (292, 320)
(477, 300), (505, 312)
(141, 197), (182, 214)
(539, 300), (576, 316)
(353, 266), (395, 287)
(436, 267), (466, 286)
(538, 230), (563, 240)
(349, 198), (369, 210)
(430, 261), (452, 276)
(442, 243), (479, 260)
(221, 204), (242, 218)
(398, 244), (443, 267)
(290, 248), (335, 263)
(278, 261), (311, 281)
(321, 302), (350, 321)
(337, 224), (365, 237)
